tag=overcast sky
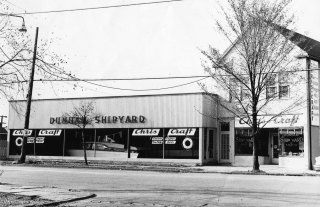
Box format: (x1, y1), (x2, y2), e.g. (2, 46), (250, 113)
(1, 0), (320, 119)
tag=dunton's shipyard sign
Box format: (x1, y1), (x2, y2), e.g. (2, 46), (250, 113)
(50, 115), (146, 125)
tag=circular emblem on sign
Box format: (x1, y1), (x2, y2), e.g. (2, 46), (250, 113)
(15, 137), (23, 147)
(182, 137), (193, 150)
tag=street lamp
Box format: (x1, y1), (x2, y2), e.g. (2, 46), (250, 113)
(19, 27), (38, 163)
(0, 13), (27, 32)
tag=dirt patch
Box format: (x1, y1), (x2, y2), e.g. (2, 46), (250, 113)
(1, 160), (203, 173)
(0, 192), (51, 207)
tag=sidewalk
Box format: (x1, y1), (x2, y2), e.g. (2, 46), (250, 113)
(194, 164), (320, 176)
(0, 183), (95, 207)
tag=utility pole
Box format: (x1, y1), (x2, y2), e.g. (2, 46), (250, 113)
(19, 27), (39, 163)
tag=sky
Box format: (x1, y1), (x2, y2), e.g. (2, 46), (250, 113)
(1, 0), (320, 122)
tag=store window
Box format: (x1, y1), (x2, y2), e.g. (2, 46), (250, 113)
(64, 129), (95, 156)
(95, 129), (128, 153)
(235, 128), (269, 156)
(164, 128), (199, 159)
(279, 128), (304, 156)
(129, 128), (199, 159)
(130, 128), (164, 158)
(9, 129), (64, 156)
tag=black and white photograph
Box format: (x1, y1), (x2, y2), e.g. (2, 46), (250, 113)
(0, 0), (320, 206)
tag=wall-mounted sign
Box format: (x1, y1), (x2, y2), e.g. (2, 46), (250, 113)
(50, 115), (146, 124)
(167, 128), (196, 136)
(12, 130), (32, 136)
(132, 129), (160, 136)
(236, 114), (303, 128)
(39, 130), (62, 136)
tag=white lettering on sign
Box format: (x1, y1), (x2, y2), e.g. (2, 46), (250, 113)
(167, 128), (196, 136)
(36, 137), (45, 143)
(236, 115), (303, 128)
(151, 137), (163, 144)
(165, 137), (176, 144)
(27, 137), (34, 143)
(39, 130), (62, 136)
(27, 137), (45, 144)
(13, 130), (32, 136)
(132, 129), (160, 136)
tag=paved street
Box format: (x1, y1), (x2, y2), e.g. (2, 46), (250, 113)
(1, 166), (320, 206)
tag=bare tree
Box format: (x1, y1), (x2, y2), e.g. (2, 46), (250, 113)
(0, 4), (72, 163)
(62, 101), (97, 165)
(201, 0), (307, 171)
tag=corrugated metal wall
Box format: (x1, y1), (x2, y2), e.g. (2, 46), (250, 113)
(9, 93), (218, 129)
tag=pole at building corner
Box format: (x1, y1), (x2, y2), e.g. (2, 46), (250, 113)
(19, 27), (39, 163)
(306, 57), (312, 170)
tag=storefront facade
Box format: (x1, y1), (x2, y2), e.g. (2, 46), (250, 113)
(7, 93), (234, 165)
(234, 112), (318, 170)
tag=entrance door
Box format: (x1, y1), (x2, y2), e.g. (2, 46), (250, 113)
(220, 133), (230, 162)
(271, 133), (279, 164)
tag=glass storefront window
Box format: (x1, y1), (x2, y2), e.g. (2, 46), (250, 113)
(95, 129), (128, 153)
(164, 128), (199, 159)
(130, 128), (164, 158)
(235, 128), (269, 156)
(9, 128), (200, 159)
(64, 129), (95, 156)
(279, 128), (304, 157)
(9, 129), (64, 156)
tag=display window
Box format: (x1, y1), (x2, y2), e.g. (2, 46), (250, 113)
(163, 128), (199, 159)
(9, 129), (64, 156)
(9, 127), (200, 159)
(279, 128), (304, 157)
(235, 128), (269, 156)
(130, 128), (164, 158)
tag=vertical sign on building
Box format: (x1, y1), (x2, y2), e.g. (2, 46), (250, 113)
(310, 60), (319, 126)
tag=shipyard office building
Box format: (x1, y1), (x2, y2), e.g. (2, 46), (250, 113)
(8, 93), (234, 164)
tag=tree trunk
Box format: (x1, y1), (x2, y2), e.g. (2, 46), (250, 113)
(252, 109), (260, 172)
(82, 129), (88, 165)
(18, 136), (27, 163)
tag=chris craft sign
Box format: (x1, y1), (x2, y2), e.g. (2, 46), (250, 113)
(132, 129), (160, 136)
(167, 128), (196, 136)
(50, 115), (146, 124)
(235, 114), (303, 128)
(12, 129), (62, 136)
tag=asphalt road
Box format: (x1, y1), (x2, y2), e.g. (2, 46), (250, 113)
(1, 166), (320, 207)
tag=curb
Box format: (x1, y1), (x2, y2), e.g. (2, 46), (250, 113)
(190, 169), (320, 176)
(25, 193), (96, 207)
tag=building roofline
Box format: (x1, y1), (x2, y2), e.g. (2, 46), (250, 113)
(9, 92), (218, 103)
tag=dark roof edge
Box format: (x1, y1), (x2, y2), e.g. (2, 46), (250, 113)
(9, 92), (218, 103)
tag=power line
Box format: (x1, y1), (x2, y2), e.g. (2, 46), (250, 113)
(15, 0), (188, 15)
(35, 75), (209, 82)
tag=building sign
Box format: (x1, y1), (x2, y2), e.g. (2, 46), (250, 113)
(39, 130), (62, 136)
(235, 114), (303, 128)
(132, 129), (160, 136)
(165, 137), (176, 144)
(151, 137), (163, 144)
(12, 130), (32, 136)
(27, 137), (45, 144)
(310, 60), (319, 126)
(50, 115), (146, 125)
(167, 128), (196, 136)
